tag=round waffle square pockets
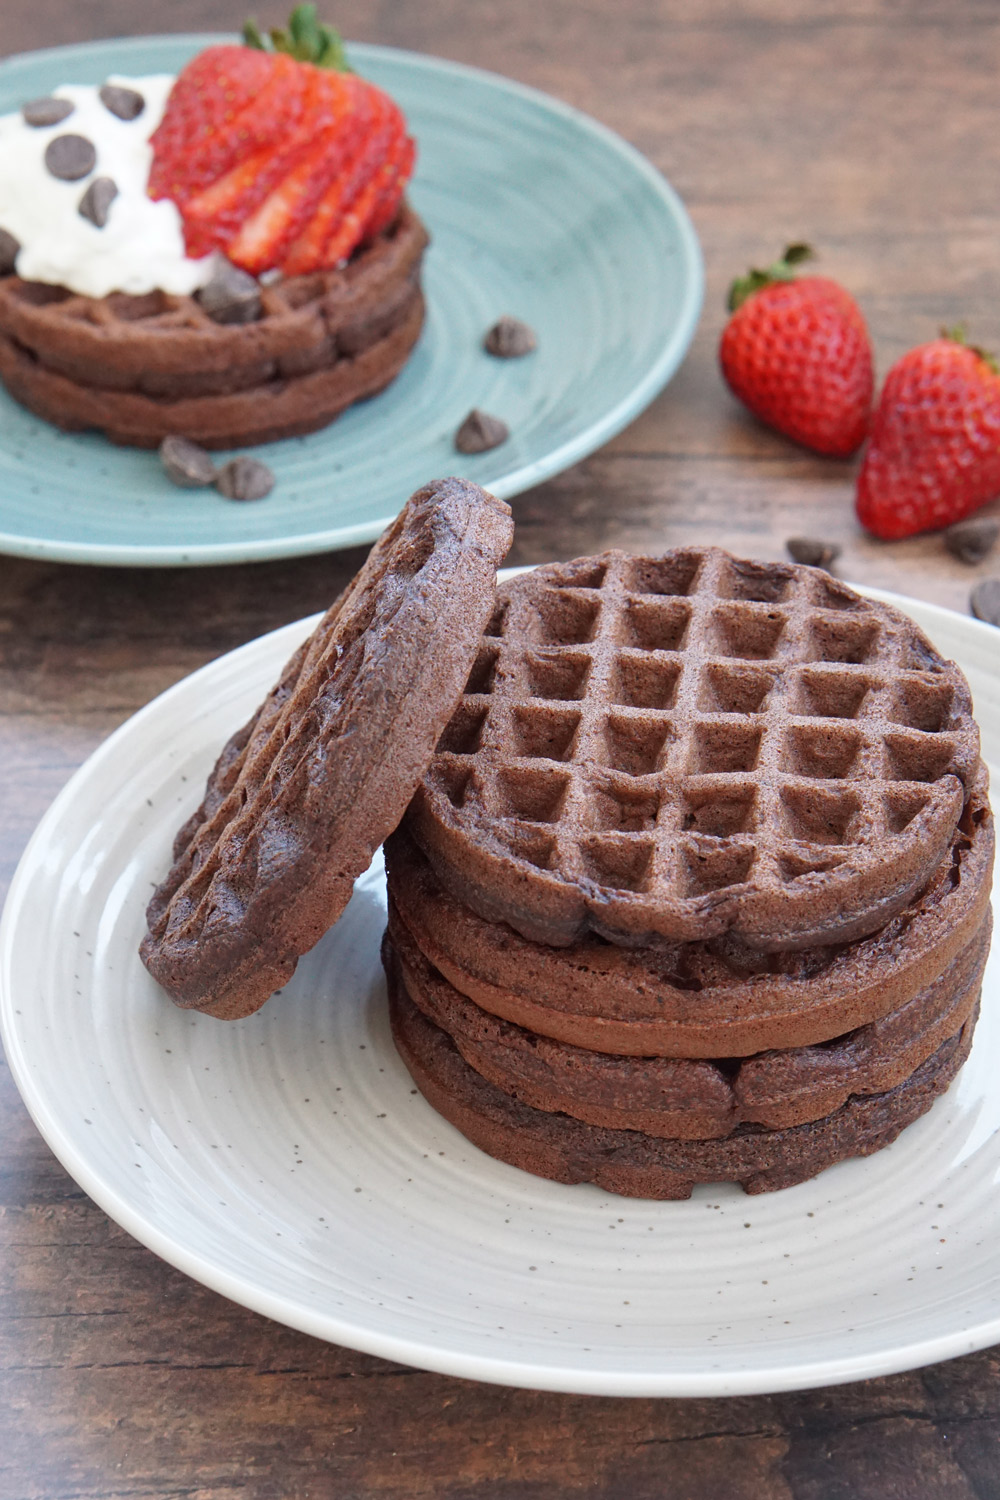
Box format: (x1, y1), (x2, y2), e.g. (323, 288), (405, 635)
(407, 547), (981, 953)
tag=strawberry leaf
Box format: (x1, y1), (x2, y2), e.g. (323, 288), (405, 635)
(727, 242), (817, 311)
(243, 5), (351, 70)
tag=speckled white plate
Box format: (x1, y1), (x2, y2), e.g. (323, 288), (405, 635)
(0, 35), (702, 567)
(1, 585), (997, 1396)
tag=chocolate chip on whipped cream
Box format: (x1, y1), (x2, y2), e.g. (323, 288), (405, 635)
(98, 84), (145, 121)
(215, 457), (275, 502)
(0, 229), (20, 276)
(197, 260), (262, 325)
(22, 96), (75, 128)
(454, 408), (510, 454)
(78, 176), (118, 229)
(44, 133), (97, 181)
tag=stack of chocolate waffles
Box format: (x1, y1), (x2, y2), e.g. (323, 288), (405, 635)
(141, 486), (992, 1200)
(384, 546), (993, 1198)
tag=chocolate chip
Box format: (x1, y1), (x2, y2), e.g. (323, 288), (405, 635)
(970, 577), (1000, 627)
(77, 176), (118, 229)
(0, 229), (20, 276)
(785, 537), (842, 570)
(44, 134), (97, 182)
(160, 436), (218, 489)
(22, 96), (74, 127)
(484, 315), (537, 358)
(99, 83), (145, 121)
(197, 261), (262, 325)
(215, 457), (275, 502)
(455, 408), (509, 454)
(944, 515), (999, 566)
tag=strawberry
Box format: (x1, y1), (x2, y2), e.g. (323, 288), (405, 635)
(719, 244), (874, 458)
(148, 5), (415, 277)
(147, 50), (305, 206)
(856, 329), (1000, 540)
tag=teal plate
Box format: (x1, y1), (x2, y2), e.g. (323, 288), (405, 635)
(0, 36), (702, 566)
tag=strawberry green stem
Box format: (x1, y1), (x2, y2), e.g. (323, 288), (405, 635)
(727, 242), (815, 312)
(243, 5), (350, 70)
(940, 323), (999, 374)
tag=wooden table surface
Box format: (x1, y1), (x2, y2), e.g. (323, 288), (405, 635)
(3, 2), (1000, 1496)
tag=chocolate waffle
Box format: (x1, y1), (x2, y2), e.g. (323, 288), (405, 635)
(140, 478), (513, 1020)
(0, 204), (427, 448)
(386, 948), (977, 1198)
(384, 910), (988, 1136)
(386, 771), (993, 1055)
(407, 549), (980, 951)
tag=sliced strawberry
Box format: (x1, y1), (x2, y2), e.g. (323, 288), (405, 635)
(322, 161), (397, 266)
(149, 51), (305, 207)
(278, 90), (385, 275)
(149, 24), (416, 278)
(356, 132), (415, 245)
(320, 106), (412, 265)
(181, 69), (355, 259)
(224, 97), (366, 271)
(148, 47), (273, 177)
(279, 90), (413, 274)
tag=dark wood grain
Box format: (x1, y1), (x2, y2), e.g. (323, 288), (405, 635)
(3, 2), (1000, 1496)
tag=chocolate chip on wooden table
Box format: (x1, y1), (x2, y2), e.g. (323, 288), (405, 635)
(944, 515), (999, 566)
(22, 96), (74, 127)
(970, 577), (1000, 627)
(44, 134), (96, 181)
(484, 315), (537, 358)
(0, 229), (20, 276)
(98, 83), (145, 121)
(197, 260), (262, 325)
(77, 176), (118, 229)
(215, 457), (275, 502)
(785, 537), (842, 570)
(159, 436), (218, 489)
(455, 408), (509, 453)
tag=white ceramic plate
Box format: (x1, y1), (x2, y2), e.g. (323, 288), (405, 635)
(1, 586), (997, 1396)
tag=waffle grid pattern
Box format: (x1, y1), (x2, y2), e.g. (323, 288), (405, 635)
(416, 548), (979, 946)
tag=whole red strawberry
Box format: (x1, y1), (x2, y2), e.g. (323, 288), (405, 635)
(856, 330), (1000, 540)
(148, 6), (414, 277)
(719, 244), (873, 457)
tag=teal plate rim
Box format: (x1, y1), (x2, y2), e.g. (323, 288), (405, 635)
(0, 36), (703, 567)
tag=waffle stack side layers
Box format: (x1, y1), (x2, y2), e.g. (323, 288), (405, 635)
(387, 548), (992, 1198)
(0, 205), (427, 448)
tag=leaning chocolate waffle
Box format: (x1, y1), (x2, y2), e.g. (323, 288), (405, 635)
(141, 478), (513, 1020)
(0, 206), (427, 449)
(386, 770), (994, 1055)
(406, 549), (981, 951)
(385, 947), (978, 1199)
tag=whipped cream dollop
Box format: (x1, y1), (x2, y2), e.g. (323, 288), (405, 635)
(0, 73), (217, 298)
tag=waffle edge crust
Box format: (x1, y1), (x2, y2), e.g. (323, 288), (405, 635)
(140, 478), (513, 1019)
(385, 945), (977, 1199)
(0, 204), (427, 448)
(407, 548), (982, 952)
(385, 771), (994, 1056)
(384, 910), (990, 1137)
